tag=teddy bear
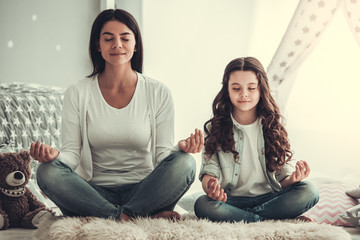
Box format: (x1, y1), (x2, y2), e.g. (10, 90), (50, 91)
(0, 150), (53, 230)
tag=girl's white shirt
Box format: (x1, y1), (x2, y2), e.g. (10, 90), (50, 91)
(231, 117), (273, 196)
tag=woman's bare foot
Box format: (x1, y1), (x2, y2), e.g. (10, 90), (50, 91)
(151, 211), (181, 221)
(296, 215), (316, 222)
(120, 212), (132, 221)
(120, 211), (181, 222)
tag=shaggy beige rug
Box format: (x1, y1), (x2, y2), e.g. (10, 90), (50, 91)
(34, 214), (351, 240)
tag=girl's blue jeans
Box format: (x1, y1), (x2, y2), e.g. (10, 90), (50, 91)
(36, 151), (196, 220)
(194, 181), (319, 222)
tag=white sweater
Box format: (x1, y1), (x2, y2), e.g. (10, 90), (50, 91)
(58, 72), (177, 181)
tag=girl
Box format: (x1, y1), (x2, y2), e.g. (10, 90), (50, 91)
(194, 57), (318, 222)
(30, 9), (203, 221)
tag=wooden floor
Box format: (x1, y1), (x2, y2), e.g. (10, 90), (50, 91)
(0, 226), (359, 240)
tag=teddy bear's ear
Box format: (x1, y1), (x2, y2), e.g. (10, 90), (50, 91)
(19, 150), (31, 163)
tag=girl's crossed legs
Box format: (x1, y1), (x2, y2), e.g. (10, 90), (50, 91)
(194, 181), (319, 222)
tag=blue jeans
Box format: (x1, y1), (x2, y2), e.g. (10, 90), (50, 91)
(194, 181), (319, 222)
(36, 151), (196, 219)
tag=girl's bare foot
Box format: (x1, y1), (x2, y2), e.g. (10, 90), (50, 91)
(151, 211), (181, 221)
(296, 215), (316, 222)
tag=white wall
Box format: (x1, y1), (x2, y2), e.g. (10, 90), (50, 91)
(0, 0), (99, 88)
(115, 0), (143, 30)
(142, 0), (256, 141)
(248, 1), (299, 67)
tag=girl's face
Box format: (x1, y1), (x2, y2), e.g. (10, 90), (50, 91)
(98, 20), (136, 68)
(228, 70), (260, 117)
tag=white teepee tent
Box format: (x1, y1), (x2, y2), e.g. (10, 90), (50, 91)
(267, 0), (360, 112)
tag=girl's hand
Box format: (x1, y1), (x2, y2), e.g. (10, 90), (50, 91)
(289, 160), (310, 183)
(204, 175), (227, 202)
(178, 128), (204, 153)
(281, 160), (310, 188)
(30, 140), (59, 163)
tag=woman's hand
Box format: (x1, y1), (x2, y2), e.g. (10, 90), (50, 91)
(202, 175), (227, 202)
(30, 140), (59, 163)
(280, 160), (310, 188)
(178, 128), (204, 153)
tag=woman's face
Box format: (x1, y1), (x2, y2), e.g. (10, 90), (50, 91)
(98, 20), (136, 68)
(228, 70), (260, 117)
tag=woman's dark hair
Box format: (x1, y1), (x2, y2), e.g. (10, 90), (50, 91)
(87, 9), (143, 77)
(203, 57), (293, 171)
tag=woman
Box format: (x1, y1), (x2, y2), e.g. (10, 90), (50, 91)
(30, 9), (203, 221)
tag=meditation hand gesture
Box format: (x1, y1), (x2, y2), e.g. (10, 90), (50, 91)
(178, 128), (204, 153)
(280, 160), (311, 188)
(289, 160), (310, 183)
(30, 140), (60, 163)
(203, 175), (227, 202)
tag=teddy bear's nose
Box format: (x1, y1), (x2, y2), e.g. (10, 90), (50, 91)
(14, 171), (24, 180)
(6, 171), (26, 186)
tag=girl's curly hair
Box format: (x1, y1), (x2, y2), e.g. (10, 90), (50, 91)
(203, 57), (293, 171)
